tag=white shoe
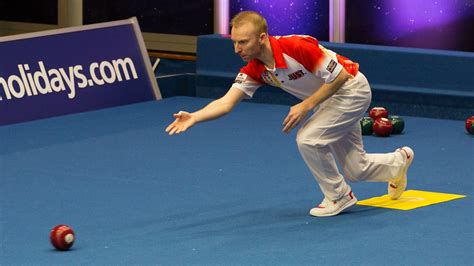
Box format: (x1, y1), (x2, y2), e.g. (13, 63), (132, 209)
(388, 146), (414, 200)
(309, 190), (357, 217)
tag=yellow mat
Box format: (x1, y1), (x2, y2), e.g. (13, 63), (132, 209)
(356, 190), (466, 210)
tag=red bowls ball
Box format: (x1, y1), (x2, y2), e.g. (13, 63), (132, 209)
(466, 116), (474, 134)
(373, 117), (393, 137)
(369, 107), (389, 120)
(50, 224), (75, 251)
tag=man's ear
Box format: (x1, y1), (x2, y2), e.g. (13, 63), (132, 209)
(259, 32), (267, 44)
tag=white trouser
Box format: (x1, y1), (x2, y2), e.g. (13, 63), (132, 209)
(296, 73), (404, 201)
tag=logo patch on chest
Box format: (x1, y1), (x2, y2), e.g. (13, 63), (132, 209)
(261, 71), (278, 85)
(288, 70), (305, 80)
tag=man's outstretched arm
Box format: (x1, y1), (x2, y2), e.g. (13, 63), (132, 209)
(166, 88), (246, 135)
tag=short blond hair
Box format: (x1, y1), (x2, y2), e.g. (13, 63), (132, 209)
(230, 11), (268, 35)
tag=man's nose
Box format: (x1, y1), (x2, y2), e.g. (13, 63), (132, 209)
(234, 43), (241, 54)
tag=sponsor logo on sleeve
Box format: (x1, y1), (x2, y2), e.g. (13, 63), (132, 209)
(326, 60), (337, 73)
(234, 73), (247, 84)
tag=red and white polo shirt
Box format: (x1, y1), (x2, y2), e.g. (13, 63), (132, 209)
(231, 35), (359, 100)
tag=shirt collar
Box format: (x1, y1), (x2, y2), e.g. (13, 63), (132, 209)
(250, 36), (287, 71)
(269, 36), (287, 69)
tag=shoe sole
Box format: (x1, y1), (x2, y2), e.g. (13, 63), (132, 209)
(388, 147), (414, 200)
(309, 196), (358, 217)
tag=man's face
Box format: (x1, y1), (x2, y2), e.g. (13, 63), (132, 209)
(231, 23), (263, 62)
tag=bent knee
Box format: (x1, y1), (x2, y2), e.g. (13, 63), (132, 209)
(296, 128), (326, 148)
(296, 135), (328, 150)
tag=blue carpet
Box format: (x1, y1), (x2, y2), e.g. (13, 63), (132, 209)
(0, 96), (472, 265)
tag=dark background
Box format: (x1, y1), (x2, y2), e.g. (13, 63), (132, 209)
(1, 0), (473, 52)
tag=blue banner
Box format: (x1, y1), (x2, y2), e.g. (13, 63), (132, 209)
(0, 18), (160, 126)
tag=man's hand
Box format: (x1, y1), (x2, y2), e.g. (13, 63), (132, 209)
(281, 68), (350, 134)
(165, 111), (196, 135)
(282, 102), (311, 133)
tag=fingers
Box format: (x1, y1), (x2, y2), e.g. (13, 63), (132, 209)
(282, 115), (301, 133)
(165, 121), (176, 133)
(282, 116), (291, 133)
(165, 116), (181, 132)
(283, 107), (297, 133)
(165, 120), (189, 135)
(167, 124), (185, 135)
(282, 114), (290, 127)
(168, 126), (179, 135)
(282, 121), (293, 133)
(166, 111), (185, 135)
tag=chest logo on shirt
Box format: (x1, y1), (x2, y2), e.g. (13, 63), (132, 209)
(288, 70), (305, 80)
(261, 71), (279, 86)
